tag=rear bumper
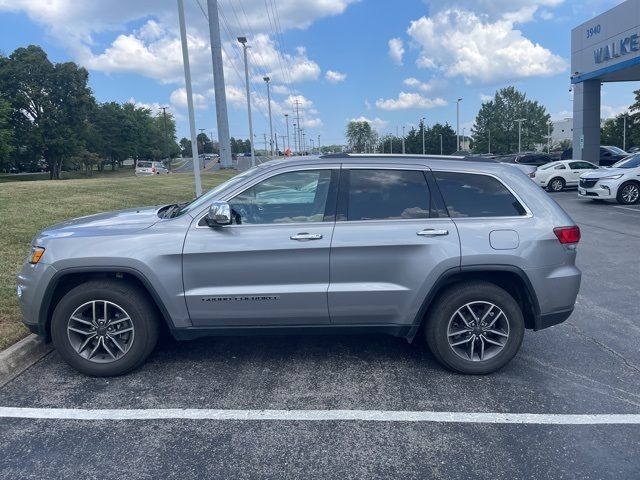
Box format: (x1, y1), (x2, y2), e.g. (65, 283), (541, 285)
(534, 308), (574, 331)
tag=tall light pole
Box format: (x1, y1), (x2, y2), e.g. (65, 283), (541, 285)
(515, 118), (526, 153)
(623, 114), (628, 151)
(389, 134), (393, 154)
(462, 127), (466, 151)
(318, 134), (321, 154)
(547, 122), (552, 153)
(263, 76), (274, 156)
(284, 114), (290, 152)
(177, 0), (202, 196)
(206, 0), (232, 168)
(421, 116), (426, 155)
(402, 125), (406, 154)
(160, 107), (169, 163)
(199, 128), (206, 168)
(292, 122), (298, 153)
(488, 129), (491, 154)
(456, 97), (463, 151)
(439, 134), (443, 155)
(237, 36), (255, 167)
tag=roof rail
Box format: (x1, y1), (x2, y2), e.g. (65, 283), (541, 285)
(319, 153), (497, 163)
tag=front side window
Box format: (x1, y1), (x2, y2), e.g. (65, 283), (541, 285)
(570, 161), (594, 170)
(229, 169), (332, 224)
(434, 172), (527, 218)
(345, 169), (430, 221)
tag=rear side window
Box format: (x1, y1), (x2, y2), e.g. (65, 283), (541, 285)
(345, 169), (430, 221)
(137, 161), (152, 168)
(434, 172), (527, 218)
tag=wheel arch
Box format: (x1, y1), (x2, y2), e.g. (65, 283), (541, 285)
(408, 265), (540, 341)
(40, 267), (176, 342)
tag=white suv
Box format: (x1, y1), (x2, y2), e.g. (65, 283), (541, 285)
(135, 161), (169, 176)
(578, 154), (640, 204)
(535, 160), (599, 192)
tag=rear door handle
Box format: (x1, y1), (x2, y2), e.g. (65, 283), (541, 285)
(290, 233), (323, 241)
(417, 229), (449, 237)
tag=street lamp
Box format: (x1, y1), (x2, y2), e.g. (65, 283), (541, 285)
(515, 118), (526, 153)
(237, 36), (256, 167)
(439, 134), (443, 155)
(462, 127), (466, 151)
(402, 125), (405, 154)
(488, 129), (491, 155)
(456, 98), (463, 150)
(263, 76), (274, 156)
(421, 116), (426, 155)
(623, 113), (628, 151)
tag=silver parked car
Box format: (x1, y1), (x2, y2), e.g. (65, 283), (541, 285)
(17, 154), (581, 376)
(135, 160), (169, 176)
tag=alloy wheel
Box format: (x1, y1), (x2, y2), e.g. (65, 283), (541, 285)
(447, 301), (510, 362)
(66, 300), (135, 363)
(550, 179), (564, 191)
(621, 184), (639, 203)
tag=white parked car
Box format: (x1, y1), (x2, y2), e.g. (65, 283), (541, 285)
(579, 154), (640, 204)
(135, 161), (169, 176)
(535, 160), (600, 192)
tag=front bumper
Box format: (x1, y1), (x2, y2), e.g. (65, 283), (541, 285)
(578, 180), (617, 199)
(16, 262), (58, 338)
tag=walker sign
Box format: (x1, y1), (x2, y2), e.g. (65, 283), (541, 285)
(594, 33), (640, 64)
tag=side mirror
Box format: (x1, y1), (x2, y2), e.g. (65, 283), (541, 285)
(206, 201), (232, 226)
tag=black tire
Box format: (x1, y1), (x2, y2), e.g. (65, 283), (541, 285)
(424, 281), (525, 375)
(546, 177), (565, 192)
(51, 279), (159, 376)
(616, 181), (640, 205)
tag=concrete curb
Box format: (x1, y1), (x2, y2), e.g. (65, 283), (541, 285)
(0, 334), (53, 387)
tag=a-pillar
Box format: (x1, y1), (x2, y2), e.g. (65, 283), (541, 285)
(572, 80), (601, 163)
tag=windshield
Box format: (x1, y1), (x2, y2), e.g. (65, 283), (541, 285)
(605, 146), (626, 155)
(177, 166), (261, 216)
(611, 154), (640, 169)
(137, 161), (152, 168)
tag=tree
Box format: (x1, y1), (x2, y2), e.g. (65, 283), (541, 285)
(0, 99), (13, 171)
(0, 45), (93, 179)
(471, 86), (551, 154)
(346, 120), (377, 152)
(179, 137), (192, 157)
(600, 115), (629, 150)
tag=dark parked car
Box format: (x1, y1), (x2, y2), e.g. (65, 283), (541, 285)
(496, 152), (554, 167)
(561, 146), (628, 166)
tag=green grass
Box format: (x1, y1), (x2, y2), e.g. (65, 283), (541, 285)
(0, 170), (236, 350)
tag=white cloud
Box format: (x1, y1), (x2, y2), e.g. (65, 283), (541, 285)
(479, 93), (493, 102)
(403, 77), (441, 93)
(169, 88), (208, 110)
(601, 105), (629, 119)
(388, 38), (405, 65)
(271, 84), (290, 95)
(426, 0), (564, 21)
(375, 92), (447, 111)
(325, 70), (347, 83)
(350, 116), (388, 130)
(407, 9), (567, 84)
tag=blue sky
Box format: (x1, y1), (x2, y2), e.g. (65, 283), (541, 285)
(0, 0), (635, 147)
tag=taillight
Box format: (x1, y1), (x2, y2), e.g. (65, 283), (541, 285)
(554, 226), (580, 244)
(152, 167), (156, 173)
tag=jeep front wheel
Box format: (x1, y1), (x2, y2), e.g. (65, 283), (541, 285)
(51, 279), (159, 376)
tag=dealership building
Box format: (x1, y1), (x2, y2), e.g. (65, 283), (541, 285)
(572, 0), (640, 162)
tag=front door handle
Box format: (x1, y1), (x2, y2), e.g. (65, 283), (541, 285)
(290, 233), (323, 241)
(417, 229), (449, 237)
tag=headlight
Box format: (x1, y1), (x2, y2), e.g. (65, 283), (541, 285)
(29, 246), (45, 264)
(602, 174), (623, 180)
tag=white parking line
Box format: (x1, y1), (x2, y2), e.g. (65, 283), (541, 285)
(1, 407), (639, 424)
(614, 206), (640, 212)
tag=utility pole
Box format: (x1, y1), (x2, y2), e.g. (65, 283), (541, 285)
(317, 134), (321, 154)
(177, 0), (202, 196)
(439, 134), (443, 155)
(279, 135), (286, 154)
(456, 97), (463, 151)
(292, 122), (298, 153)
(284, 114), (290, 152)
(237, 36), (255, 167)
(462, 127), (466, 151)
(402, 126), (406, 154)
(294, 100), (302, 155)
(206, 0), (232, 168)
(263, 133), (268, 153)
(515, 118), (526, 153)
(199, 128), (206, 168)
(264, 76), (274, 156)
(160, 107), (169, 163)
(302, 130), (306, 154)
(421, 116), (426, 155)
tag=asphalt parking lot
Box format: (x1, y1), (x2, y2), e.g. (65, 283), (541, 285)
(1, 191), (639, 479)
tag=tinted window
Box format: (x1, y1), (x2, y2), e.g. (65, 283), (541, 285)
(569, 161), (594, 170)
(230, 170), (332, 224)
(612, 154), (640, 169)
(346, 169), (430, 221)
(137, 161), (152, 168)
(434, 172), (527, 218)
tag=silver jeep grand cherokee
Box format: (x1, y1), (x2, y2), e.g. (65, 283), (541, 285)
(17, 154), (581, 376)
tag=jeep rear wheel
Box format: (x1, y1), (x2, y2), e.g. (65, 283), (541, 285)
(51, 279), (159, 376)
(425, 281), (525, 374)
